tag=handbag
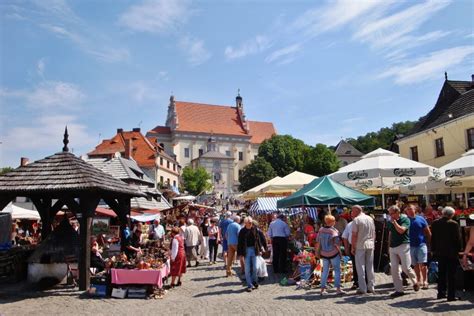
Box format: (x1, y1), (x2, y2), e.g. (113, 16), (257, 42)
(261, 249), (271, 259)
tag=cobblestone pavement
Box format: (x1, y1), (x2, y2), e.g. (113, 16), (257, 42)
(1, 258), (473, 316)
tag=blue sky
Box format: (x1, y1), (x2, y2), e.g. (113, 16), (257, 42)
(0, 0), (473, 168)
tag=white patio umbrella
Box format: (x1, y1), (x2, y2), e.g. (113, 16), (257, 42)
(330, 148), (439, 209)
(439, 149), (474, 206)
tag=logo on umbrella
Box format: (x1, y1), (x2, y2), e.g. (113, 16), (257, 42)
(445, 180), (462, 187)
(355, 179), (373, 189)
(393, 177), (412, 185)
(445, 169), (465, 177)
(393, 168), (416, 177)
(348, 171), (368, 180)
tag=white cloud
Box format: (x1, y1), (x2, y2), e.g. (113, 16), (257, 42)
(384, 30), (451, 61)
(119, 0), (191, 34)
(179, 36), (211, 66)
(265, 44), (301, 64)
(37, 58), (45, 77)
(224, 35), (271, 60)
(3, 115), (93, 151)
(40, 24), (130, 63)
(379, 46), (474, 85)
(353, 1), (451, 49)
(32, 0), (80, 24)
(293, 0), (394, 37)
(1, 81), (85, 110)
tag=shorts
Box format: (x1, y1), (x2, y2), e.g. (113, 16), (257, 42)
(222, 239), (228, 252)
(410, 244), (428, 264)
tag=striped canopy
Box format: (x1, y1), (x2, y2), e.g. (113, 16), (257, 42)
(249, 197), (318, 218)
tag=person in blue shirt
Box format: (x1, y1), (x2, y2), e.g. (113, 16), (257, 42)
(267, 214), (290, 274)
(219, 211), (233, 266)
(225, 215), (242, 277)
(406, 205), (431, 289)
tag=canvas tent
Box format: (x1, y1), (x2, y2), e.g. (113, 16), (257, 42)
(277, 176), (375, 209)
(260, 171), (317, 194)
(2, 203), (41, 220)
(241, 176), (282, 199)
(249, 196), (318, 218)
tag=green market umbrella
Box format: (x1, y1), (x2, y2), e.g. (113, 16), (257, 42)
(277, 176), (375, 209)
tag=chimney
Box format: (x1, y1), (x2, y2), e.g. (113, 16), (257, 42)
(20, 157), (29, 166)
(471, 74), (474, 86)
(132, 128), (141, 132)
(117, 128), (123, 134)
(124, 139), (133, 159)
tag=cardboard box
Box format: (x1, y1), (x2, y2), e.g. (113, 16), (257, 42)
(111, 288), (127, 299)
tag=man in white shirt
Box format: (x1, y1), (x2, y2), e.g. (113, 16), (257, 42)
(351, 205), (376, 295)
(149, 219), (165, 240)
(184, 219), (202, 267)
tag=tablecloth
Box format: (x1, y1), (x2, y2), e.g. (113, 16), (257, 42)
(111, 264), (169, 288)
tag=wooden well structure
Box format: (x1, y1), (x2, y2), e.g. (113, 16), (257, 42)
(0, 128), (145, 290)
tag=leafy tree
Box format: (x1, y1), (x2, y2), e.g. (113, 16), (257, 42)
(0, 167), (14, 175)
(303, 144), (340, 176)
(239, 157), (277, 192)
(346, 120), (416, 153)
(258, 135), (308, 177)
(181, 166), (212, 196)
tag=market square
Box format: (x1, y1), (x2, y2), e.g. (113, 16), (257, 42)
(1, 1), (474, 315)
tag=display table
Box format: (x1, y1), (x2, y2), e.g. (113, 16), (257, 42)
(111, 264), (169, 289)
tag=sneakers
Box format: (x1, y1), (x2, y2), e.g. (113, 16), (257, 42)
(246, 287), (252, 292)
(252, 282), (259, 289)
(390, 291), (405, 298)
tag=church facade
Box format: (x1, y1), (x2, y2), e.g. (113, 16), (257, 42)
(147, 93), (276, 196)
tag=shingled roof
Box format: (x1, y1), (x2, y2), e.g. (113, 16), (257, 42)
(0, 151), (145, 197)
(335, 140), (364, 157)
(402, 79), (474, 138)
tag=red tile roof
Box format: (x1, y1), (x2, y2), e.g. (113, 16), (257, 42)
(88, 130), (157, 167)
(149, 126), (171, 134)
(174, 101), (248, 136)
(148, 101), (276, 144)
(248, 121), (276, 144)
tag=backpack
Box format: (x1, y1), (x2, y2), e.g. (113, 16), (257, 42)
(428, 261), (438, 284)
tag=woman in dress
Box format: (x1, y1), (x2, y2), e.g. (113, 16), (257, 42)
(207, 218), (220, 264)
(170, 227), (186, 287)
(317, 214), (344, 295)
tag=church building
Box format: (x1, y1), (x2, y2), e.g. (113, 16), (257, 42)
(147, 93), (276, 196)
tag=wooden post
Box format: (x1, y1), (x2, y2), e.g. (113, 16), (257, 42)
(77, 196), (100, 291)
(31, 197), (52, 240)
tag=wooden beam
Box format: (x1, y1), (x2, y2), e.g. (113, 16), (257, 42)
(31, 197), (52, 240)
(0, 196), (14, 211)
(77, 195), (100, 291)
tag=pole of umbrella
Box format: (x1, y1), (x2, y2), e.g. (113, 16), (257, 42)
(465, 188), (469, 208)
(380, 175), (386, 210)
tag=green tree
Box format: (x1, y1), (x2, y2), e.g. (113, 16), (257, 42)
(181, 166), (212, 196)
(346, 120), (416, 153)
(258, 135), (308, 177)
(0, 167), (14, 175)
(303, 144), (340, 176)
(239, 157), (277, 192)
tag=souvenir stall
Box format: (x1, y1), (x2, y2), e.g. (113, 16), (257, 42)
(277, 176), (375, 287)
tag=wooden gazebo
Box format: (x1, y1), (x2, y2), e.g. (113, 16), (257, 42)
(0, 128), (145, 290)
